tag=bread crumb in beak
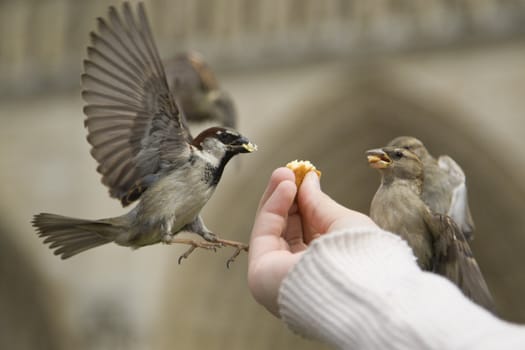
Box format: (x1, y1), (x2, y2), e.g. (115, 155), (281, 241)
(366, 150), (392, 169)
(243, 143), (258, 152)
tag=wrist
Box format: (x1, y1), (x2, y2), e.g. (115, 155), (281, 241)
(277, 227), (510, 349)
(277, 227), (418, 347)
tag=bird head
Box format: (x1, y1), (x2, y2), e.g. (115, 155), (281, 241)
(192, 127), (257, 160)
(366, 147), (423, 182)
(387, 136), (431, 161)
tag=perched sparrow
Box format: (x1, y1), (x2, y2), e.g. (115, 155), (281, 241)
(366, 147), (495, 311)
(388, 136), (475, 239)
(164, 52), (237, 129)
(32, 2), (256, 266)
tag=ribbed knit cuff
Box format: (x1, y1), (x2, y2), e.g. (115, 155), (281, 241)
(277, 227), (520, 349)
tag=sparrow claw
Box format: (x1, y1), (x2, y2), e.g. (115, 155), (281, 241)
(213, 238), (249, 268)
(167, 235), (248, 266)
(178, 245), (197, 264)
(165, 238), (222, 264)
(226, 247), (243, 269)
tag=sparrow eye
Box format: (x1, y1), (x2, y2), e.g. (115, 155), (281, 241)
(216, 129), (239, 144)
(394, 150), (404, 159)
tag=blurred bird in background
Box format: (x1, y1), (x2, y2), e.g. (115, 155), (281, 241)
(164, 52), (237, 129)
(388, 136), (475, 239)
(32, 2), (256, 266)
(366, 145), (494, 311)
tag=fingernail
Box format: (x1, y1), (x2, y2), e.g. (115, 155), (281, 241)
(305, 171), (321, 189)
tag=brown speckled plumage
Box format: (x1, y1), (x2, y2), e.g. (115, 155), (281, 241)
(32, 2), (255, 265)
(367, 146), (495, 312)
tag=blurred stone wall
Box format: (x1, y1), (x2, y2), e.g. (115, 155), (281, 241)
(2, 0), (525, 96)
(2, 1), (525, 350)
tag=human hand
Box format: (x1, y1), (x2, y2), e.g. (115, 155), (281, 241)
(248, 167), (378, 317)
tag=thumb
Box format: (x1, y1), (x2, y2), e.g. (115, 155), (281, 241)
(298, 172), (376, 238)
(296, 172), (349, 241)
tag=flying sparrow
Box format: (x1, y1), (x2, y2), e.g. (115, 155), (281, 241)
(32, 2), (256, 266)
(367, 147), (495, 311)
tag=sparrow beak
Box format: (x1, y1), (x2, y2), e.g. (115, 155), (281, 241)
(230, 137), (258, 153)
(366, 149), (392, 169)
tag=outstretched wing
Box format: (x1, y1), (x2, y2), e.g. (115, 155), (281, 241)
(427, 213), (495, 313)
(438, 155), (475, 239)
(82, 2), (192, 206)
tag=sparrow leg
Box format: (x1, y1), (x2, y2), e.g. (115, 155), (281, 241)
(160, 219), (221, 263)
(186, 216), (249, 267)
(220, 241), (248, 268)
(163, 237), (222, 264)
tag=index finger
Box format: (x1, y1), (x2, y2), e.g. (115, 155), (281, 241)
(257, 167), (295, 213)
(249, 178), (297, 263)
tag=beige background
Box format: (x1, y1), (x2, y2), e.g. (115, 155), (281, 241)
(1, 1), (525, 349)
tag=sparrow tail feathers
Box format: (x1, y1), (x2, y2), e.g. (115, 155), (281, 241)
(32, 213), (117, 259)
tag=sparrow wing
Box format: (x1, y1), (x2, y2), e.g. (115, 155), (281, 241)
(82, 2), (193, 206)
(427, 212), (495, 312)
(438, 155), (475, 239)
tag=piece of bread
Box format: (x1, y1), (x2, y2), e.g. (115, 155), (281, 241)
(286, 160), (321, 188)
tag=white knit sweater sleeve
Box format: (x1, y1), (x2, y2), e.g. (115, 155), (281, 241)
(278, 228), (525, 349)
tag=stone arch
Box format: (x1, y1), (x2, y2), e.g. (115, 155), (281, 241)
(214, 69), (525, 322)
(157, 66), (525, 348)
(0, 221), (66, 349)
